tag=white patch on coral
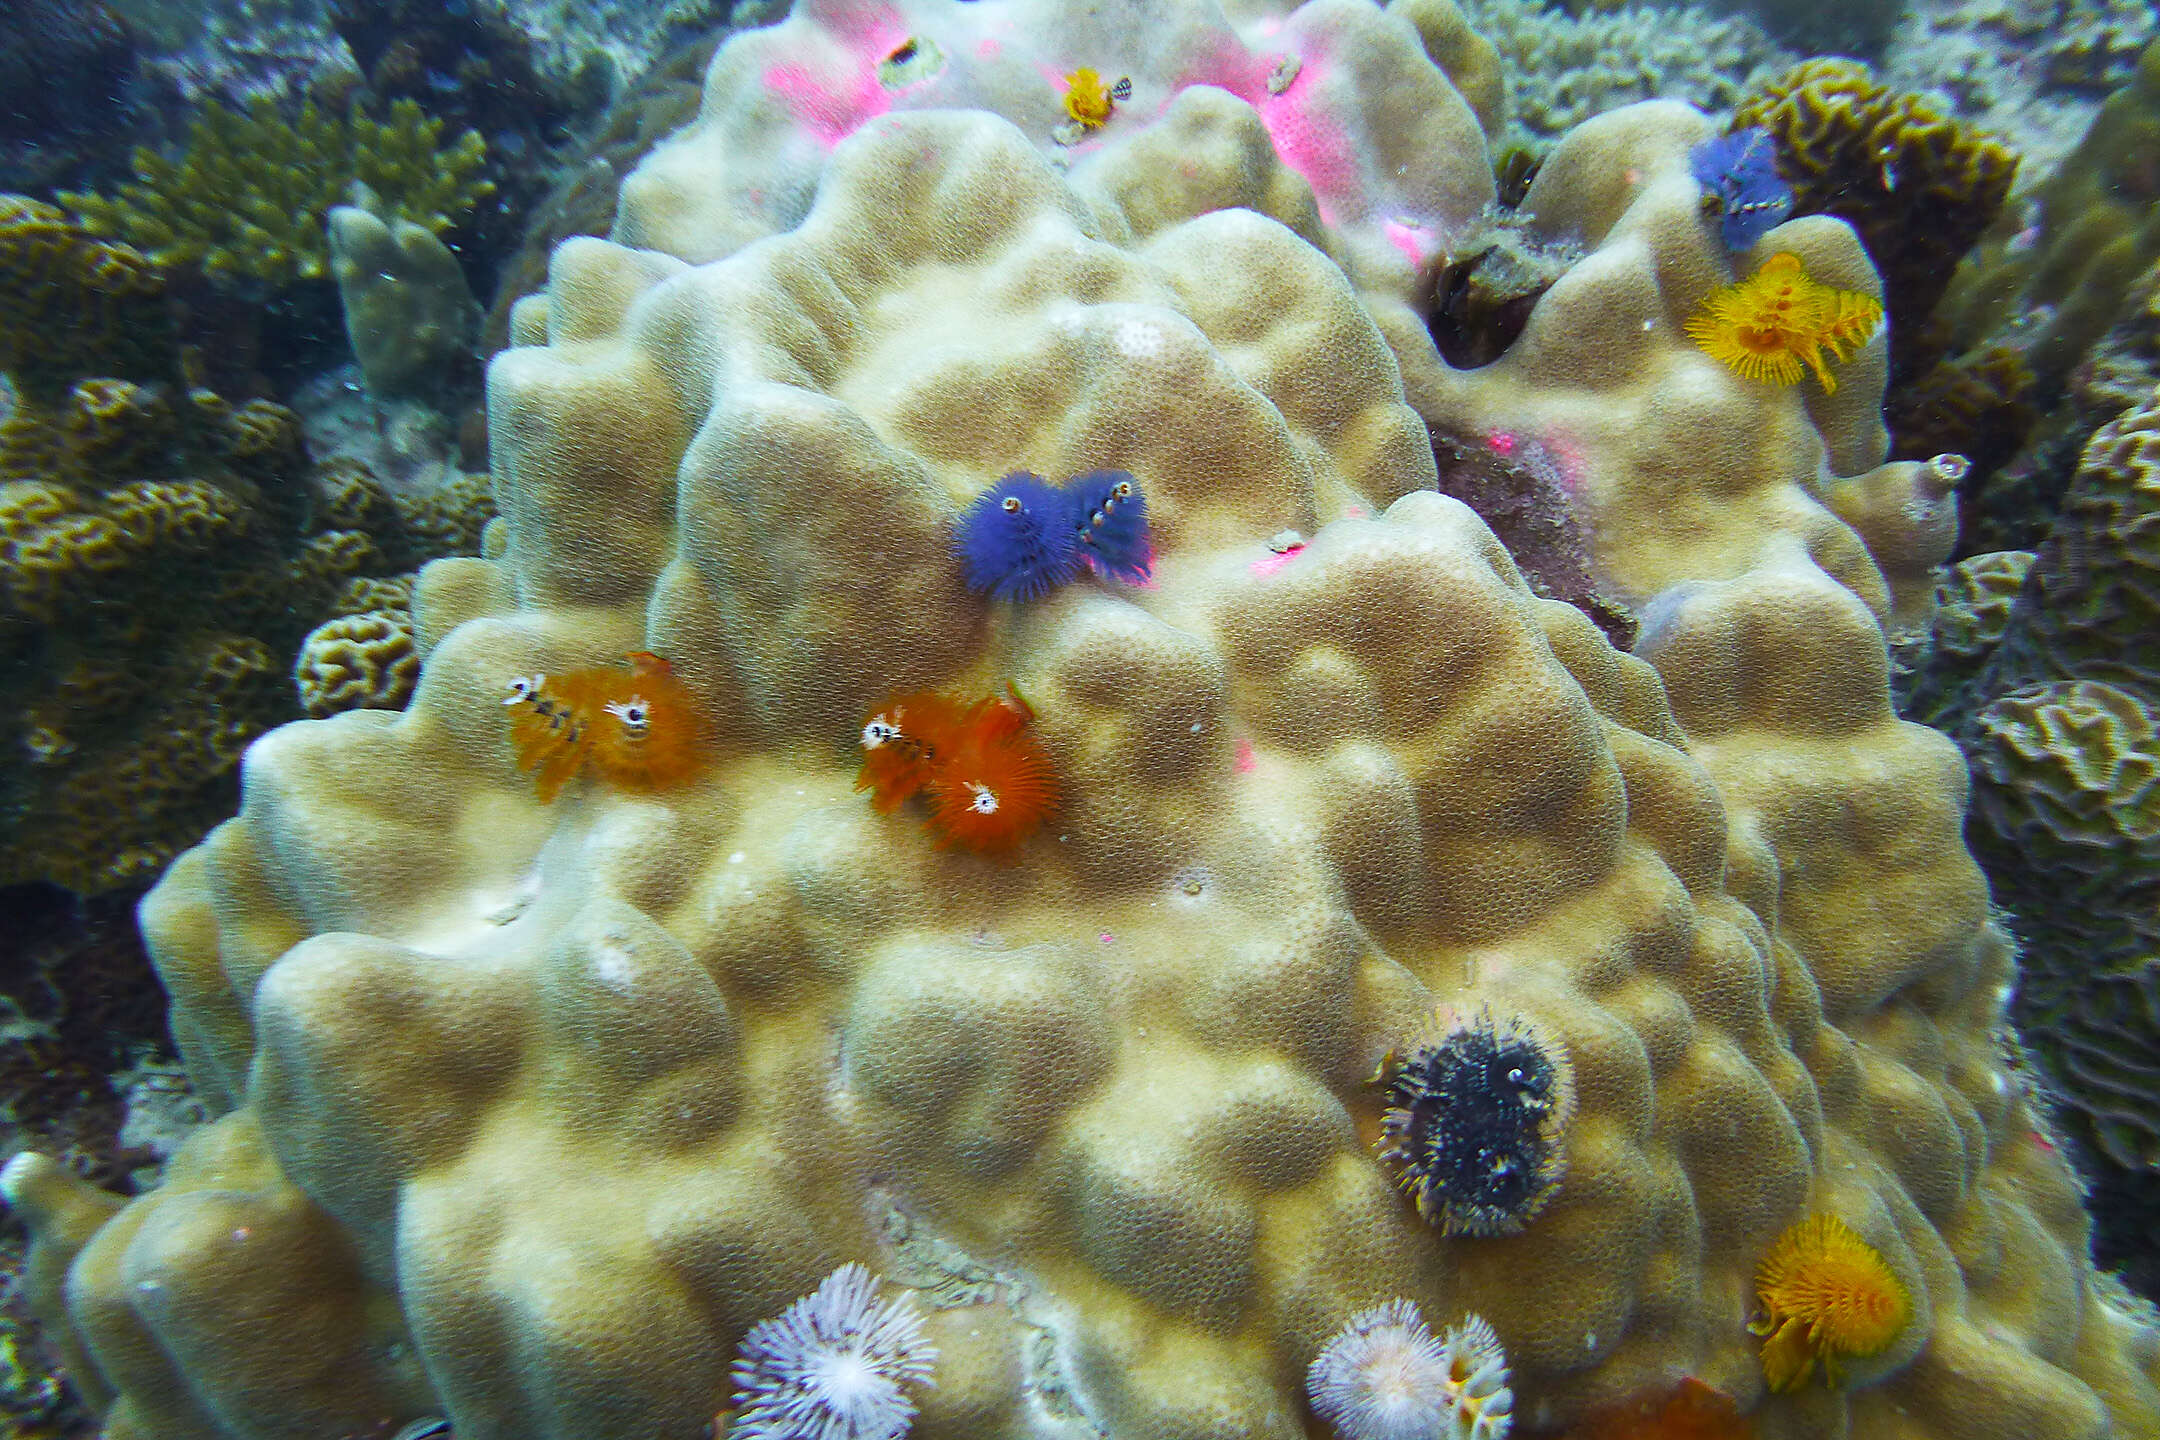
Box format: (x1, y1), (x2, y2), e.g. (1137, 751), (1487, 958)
(591, 936), (638, 992)
(1113, 316), (1166, 359)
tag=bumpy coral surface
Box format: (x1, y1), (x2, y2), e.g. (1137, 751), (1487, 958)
(292, 609), (420, 719)
(7, 3), (2158, 1439)
(0, 197), (168, 409)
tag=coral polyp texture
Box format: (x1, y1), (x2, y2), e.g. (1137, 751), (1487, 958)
(6, 2), (2160, 1439)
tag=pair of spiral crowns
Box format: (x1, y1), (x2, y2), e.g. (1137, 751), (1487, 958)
(956, 468), (1152, 602)
(858, 685), (1056, 856)
(501, 651), (701, 802)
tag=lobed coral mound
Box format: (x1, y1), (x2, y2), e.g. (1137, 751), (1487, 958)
(4, 3), (2159, 1440)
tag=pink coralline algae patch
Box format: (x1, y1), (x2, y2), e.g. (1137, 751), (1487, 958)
(1170, 37), (1360, 228)
(1234, 738), (1258, 773)
(764, 57), (891, 147)
(1249, 544), (1306, 578)
(1385, 219), (1436, 267)
(761, 3), (913, 147)
(1256, 93), (1361, 228)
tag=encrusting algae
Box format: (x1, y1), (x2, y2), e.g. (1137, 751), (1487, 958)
(1685, 252), (1883, 394)
(1751, 1213), (1913, 1391)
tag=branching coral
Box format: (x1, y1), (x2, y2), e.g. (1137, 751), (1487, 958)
(60, 96), (492, 289)
(1454, 0), (1791, 152)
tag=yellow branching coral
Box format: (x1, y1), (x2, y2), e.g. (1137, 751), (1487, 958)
(1685, 252), (1883, 394)
(60, 96), (492, 289)
(1751, 1213), (1912, 1391)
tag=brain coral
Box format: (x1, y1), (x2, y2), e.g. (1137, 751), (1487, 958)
(6, 3), (2159, 1439)
(1948, 387), (2160, 1179)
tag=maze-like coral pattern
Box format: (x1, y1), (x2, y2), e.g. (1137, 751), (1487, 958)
(1960, 390), (2160, 1174)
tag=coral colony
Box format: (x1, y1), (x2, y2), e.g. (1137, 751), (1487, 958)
(1689, 127), (1794, 253)
(1307, 1299), (1515, 1440)
(1374, 1009), (1575, 1237)
(727, 1264), (939, 1440)
(19, 1), (2160, 1437)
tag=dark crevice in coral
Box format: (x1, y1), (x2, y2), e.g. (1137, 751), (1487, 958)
(1429, 427), (1636, 650)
